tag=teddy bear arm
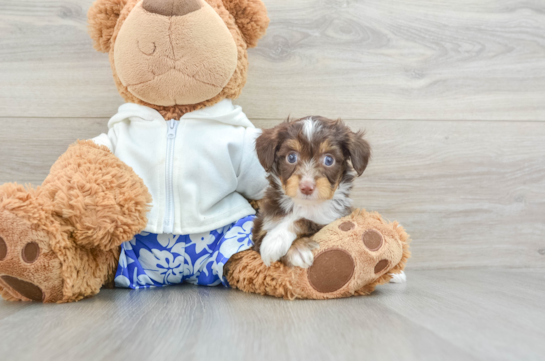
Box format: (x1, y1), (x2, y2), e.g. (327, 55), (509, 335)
(42, 140), (152, 251)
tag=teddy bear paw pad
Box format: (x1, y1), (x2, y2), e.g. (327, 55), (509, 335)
(362, 229), (383, 251)
(307, 249), (355, 293)
(0, 236), (6, 261)
(374, 259), (389, 274)
(338, 221), (355, 232)
(0, 210), (64, 303)
(0, 276), (44, 302)
(21, 242), (40, 263)
(0, 239), (42, 300)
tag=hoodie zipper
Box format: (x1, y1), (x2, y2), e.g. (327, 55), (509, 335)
(163, 119), (179, 234)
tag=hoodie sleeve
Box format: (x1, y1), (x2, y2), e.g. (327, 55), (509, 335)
(91, 128), (118, 153)
(236, 128), (268, 200)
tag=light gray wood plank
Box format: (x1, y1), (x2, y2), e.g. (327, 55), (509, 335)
(238, 0), (545, 121)
(0, 269), (544, 361)
(377, 269), (545, 361)
(0, 118), (108, 184)
(0, 301), (28, 322)
(0, 0), (124, 118)
(0, 118), (544, 269)
(1, 0), (545, 120)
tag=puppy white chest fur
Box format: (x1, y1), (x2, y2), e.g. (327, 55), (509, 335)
(259, 197), (351, 267)
(290, 199), (345, 225)
(259, 215), (298, 266)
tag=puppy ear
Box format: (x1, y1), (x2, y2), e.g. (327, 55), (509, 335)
(222, 0), (270, 48)
(256, 128), (278, 172)
(88, 0), (127, 53)
(347, 130), (371, 176)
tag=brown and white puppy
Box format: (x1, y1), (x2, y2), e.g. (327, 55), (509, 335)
(253, 116), (371, 268)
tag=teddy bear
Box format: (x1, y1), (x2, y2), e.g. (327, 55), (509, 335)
(0, 0), (410, 303)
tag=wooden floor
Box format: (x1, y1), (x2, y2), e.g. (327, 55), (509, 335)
(1, 269), (544, 361)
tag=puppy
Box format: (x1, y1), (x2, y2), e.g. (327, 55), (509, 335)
(252, 116), (371, 268)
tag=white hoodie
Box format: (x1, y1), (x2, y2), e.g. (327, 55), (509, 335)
(92, 99), (268, 235)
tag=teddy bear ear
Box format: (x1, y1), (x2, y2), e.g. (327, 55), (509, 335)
(222, 0), (270, 48)
(88, 0), (128, 53)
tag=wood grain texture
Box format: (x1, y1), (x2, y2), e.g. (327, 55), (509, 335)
(1, 118), (544, 269)
(0, 118), (108, 184)
(1, 0), (545, 119)
(0, 269), (544, 361)
(239, 0), (545, 120)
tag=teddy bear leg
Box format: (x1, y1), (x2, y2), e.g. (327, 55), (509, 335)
(225, 209), (410, 300)
(0, 141), (151, 303)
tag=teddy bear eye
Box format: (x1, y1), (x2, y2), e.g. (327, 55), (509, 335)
(137, 40), (156, 56)
(286, 153), (298, 164)
(323, 155), (335, 167)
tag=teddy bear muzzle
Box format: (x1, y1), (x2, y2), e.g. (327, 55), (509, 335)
(113, 0), (239, 107)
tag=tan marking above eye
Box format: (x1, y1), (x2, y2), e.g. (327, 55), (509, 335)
(285, 139), (302, 152)
(374, 259), (389, 274)
(362, 229), (384, 251)
(0, 236), (7, 261)
(319, 139), (333, 154)
(22, 242), (40, 264)
(137, 40), (156, 56)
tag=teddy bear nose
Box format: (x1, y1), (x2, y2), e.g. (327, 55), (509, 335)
(143, 0), (202, 17)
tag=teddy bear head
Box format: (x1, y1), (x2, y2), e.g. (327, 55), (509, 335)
(88, 0), (269, 119)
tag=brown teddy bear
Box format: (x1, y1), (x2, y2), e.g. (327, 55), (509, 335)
(0, 0), (409, 303)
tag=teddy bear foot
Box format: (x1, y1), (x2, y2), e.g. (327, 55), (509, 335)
(304, 209), (411, 297)
(225, 209), (410, 300)
(0, 207), (64, 303)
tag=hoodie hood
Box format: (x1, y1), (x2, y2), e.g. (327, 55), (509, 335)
(108, 99), (255, 129)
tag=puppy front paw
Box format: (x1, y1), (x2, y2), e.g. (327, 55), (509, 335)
(260, 230), (297, 267)
(389, 271), (407, 283)
(281, 238), (320, 269)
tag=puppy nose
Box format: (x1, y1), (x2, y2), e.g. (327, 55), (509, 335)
(143, 0), (202, 16)
(300, 182), (316, 196)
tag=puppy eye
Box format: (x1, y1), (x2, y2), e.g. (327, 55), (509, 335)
(323, 155), (335, 167)
(286, 153), (298, 164)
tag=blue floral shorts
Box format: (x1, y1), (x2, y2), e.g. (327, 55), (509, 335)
(114, 215), (255, 289)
